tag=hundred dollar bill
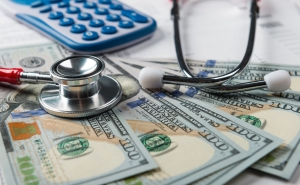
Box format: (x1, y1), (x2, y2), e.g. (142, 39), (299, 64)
(118, 57), (300, 109)
(102, 56), (250, 185)
(177, 62), (300, 104)
(139, 58), (300, 109)
(126, 57), (300, 71)
(0, 84), (22, 185)
(107, 57), (285, 184)
(0, 43), (72, 72)
(181, 61), (300, 92)
(191, 90), (300, 180)
(117, 57), (300, 180)
(186, 61), (300, 107)
(0, 66), (158, 184)
(126, 58), (300, 92)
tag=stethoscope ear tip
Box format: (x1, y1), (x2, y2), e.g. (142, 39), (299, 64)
(139, 67), (165, 88)
(264, 70), (291, 92)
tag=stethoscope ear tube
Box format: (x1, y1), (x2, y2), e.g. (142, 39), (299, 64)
(138, 0), (291, 93)
(154, 0), (291, 93)
(138, 68), (291, 93)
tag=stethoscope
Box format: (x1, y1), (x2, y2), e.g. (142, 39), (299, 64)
(0, 55), (122, 118)
(138, 0), (291, 93)
(0, 0), (292, 119)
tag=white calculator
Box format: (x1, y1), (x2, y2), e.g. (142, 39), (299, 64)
(1, 0), (157, 54)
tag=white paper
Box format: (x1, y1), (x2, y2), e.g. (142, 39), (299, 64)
(114, 0), (300, 66)
(0, 8), (52, 50)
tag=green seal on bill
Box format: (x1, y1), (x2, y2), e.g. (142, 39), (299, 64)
(140, 134), (171, 152)
(237, 115), (263, 128)
(57, 136), (89, 156)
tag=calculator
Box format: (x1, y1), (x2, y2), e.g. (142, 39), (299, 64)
(1, 0), (157, 54)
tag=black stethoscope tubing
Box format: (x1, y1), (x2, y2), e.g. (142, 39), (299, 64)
(163, 0), (267, 93)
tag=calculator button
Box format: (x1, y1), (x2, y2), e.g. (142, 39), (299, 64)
(95, 8), (108, 15)
(71, 24), (86, 33)
(106, 14), (120, 21)
(121, 10), (148, 23)
(31, 1), (44, 8)
(49, 11), (64, 19)
(82, 31), (99, 40)
(50, 0), (61, 3)
(118, 20), (134, 28)
(40, 6), (52, 13)
(66, 6), (81, 14)
(84, 2), (97, 9)
(75, 0), (86, 3)
(58, 1), (69, 8)
(78, 12), (92, 20)
(101, 26), (117, 34)
(89, 19), (104, 27)
(109, 4), (123, 10)
(59, 17), (74, 26)
(98, 0), (111, 4)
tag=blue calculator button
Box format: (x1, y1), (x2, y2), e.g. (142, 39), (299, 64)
(84, 2), (97, 9)
(109, 4), (122, 10)
(106, 14), (120, 21)
(50, 0), (61, 3)
(118, 20), (134, 28)
(31, 1), (44, 8)
(59, 17), (74, 26)
(40, 6), (52, 13)
(66, 6), (81, 14)
(49, 11), (64, 19)
(75, 0), (86, 2)
(78, 12), (92, 20)
(58, 1), (69, 8)
(121, 10), (148, 23)
(71, 24), (86, 33)
(95, 8), (108, 15)
(82, 31), (99, 40)
(98, 0), (111, 4)
(101, 26), (117, 34)
(89, 19), (104, 27)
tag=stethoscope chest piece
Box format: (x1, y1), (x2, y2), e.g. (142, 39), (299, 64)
(39, 55), (122, 118)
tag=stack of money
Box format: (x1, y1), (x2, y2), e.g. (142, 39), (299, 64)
(0, 45), (298, 185)
(108, 56), (300, 184)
